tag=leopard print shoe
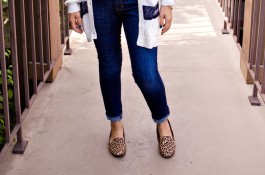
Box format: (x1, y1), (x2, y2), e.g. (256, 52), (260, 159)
(157, 119), (176, 158)
(109, 128), (126, 158)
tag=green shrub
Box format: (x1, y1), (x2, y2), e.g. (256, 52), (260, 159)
(0, 118), (5, 145)
(0, 48), (13, 150)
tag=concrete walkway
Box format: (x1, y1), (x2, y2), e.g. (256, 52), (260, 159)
(1, 0), (265, 174)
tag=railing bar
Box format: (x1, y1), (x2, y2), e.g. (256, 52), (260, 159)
(229, 0), (234, 23)
(61, 0), (65, 44)
(233, 0), (239, 35)
(230, 0), (235, 29)
(65, 5), (69, 38)
(262, 50), (265, 93)
(9, 0), (25, 147)
(224, 0), (228, 17)
(20, 0), (30, 108)
(254, 0), (265, 81)
(260, 1), (265, 94)
(236, 0), (243, 43)
(9, 0), (22, 123)
(0, 0), (11, 142)
(64, 4), (72, 55)
(227, 0), (231, 23)
(43, 0), (51, 70)
(249, 0), (260, 68)
(37, 0), (44, 81)
(29, 0), (38, 93)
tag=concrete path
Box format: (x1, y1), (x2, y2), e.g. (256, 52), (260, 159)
(1, 0), (265, 174)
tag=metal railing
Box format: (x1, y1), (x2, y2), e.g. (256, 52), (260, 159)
(218, 0), (245, 45)
(247, 0), (265, 105)
(217, 0), (265, 105)
(60, 0), (72, 55)
(0, 0), (71, 161)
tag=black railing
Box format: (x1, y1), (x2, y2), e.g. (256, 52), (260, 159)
(219, 0), (245, 45)
(0, 0), (71, 161)
(247, 0), (265, 105)
(217, 0), (265, 105)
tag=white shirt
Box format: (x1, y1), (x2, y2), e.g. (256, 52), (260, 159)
(65, 0), (174, 49)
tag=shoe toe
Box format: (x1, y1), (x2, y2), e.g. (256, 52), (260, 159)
(109, 138), (126, 157)
(159, 136), (176, 158)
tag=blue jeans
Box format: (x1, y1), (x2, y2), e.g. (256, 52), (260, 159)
(93, 0), (170, 124)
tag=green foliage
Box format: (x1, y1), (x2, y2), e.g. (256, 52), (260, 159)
(0, 48), (13, 150)
(0, 118), (5, 145)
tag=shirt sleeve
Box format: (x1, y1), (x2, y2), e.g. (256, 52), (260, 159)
(65, 0), (80, 13)
(161, 0), (175, 7)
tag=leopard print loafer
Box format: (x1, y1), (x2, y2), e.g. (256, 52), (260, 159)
(157, 119), (176, 158)
(109, 128), (126, 158)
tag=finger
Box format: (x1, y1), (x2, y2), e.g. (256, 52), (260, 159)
(69, 19), (78, 32)
(159, 19), (165, 29)
(161, 23), (171, 35)
(76, 17), (84, 33)
(71, 21), (82, 34)
(74, 25), (83, 34)
(161, 16), (172, 34)
(159, 14), (165, 28)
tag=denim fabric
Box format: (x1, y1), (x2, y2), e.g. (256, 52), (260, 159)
(93, 0), (170, 123)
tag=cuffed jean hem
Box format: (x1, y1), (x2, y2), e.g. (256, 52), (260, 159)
(153, 114), (170, 124)
(107, 115), (123, 122)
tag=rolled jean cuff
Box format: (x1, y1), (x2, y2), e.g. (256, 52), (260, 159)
(153, 114), (169, 124)
(107, 114), (123, 122)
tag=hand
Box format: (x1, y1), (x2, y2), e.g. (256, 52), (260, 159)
(159, 6), (173, 35)
(69, 12), (83, 34)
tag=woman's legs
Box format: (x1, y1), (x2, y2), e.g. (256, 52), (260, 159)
(121, 3), (170, 123)
(93, 0), (123, 121)
(93, 0), (124, 142)
(93, 0), (172, 138)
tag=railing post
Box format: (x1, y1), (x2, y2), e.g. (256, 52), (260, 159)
(233, 0), (239, 35)
(261, 0), (265, 95)
(19, 0), (30, 108)
(36, 0), (45, 82)
(248, 0), (265, 106)
(249, 0), (260, 69)
(262, 49), (265, 94)
(28, 0), (38, 94)
(230, 0), (235, 29)
(222, 0), (230, 34)
(8, 0), (28, 154)
(236, 0), (243, 43)
(227, 0), (232, 23)
(0, 0), (11, 146)
(64, 2), (72, 55)
(60, 0), (65, 45)
(43, 0), (51, 70)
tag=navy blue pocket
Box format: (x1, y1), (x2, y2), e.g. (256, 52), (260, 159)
(80, 1), (89, 18)
(143, 3), (159, 20)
